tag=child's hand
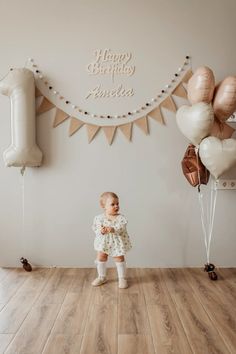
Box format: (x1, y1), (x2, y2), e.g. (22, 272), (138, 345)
(106, 227), (115, 233)
(100, 226), (115, 234)
(101, 226), (106, 235)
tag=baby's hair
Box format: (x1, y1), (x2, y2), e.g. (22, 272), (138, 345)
(100, 191), (119, 208)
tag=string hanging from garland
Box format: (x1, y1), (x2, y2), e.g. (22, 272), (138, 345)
(27, 56), (193, 144)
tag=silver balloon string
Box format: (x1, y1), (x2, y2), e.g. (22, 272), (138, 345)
(207, 178), (218, 263)
(195, 147), (218, 264)
(198, 178), (218, 264)
(20, 168), (26, 257)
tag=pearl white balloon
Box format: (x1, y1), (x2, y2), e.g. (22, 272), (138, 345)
(0, 68), (43, 167)
(199, 136), (236, 179)
(176, 102), (214, 146)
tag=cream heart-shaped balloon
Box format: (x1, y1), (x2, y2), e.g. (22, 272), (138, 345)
(176, 102), (214, 146)
(199, 136), (236, 179)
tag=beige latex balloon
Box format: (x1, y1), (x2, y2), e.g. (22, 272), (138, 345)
(0, 68), (43, 167)
(210, 119), (235, 140)
(213, 76), (236, 122)
(199, 136), (236, 179)
(176, 102), (214, 146)
(187, 66), (215, 104)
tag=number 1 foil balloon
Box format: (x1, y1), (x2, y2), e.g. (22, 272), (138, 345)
(0, 68), (43, 167)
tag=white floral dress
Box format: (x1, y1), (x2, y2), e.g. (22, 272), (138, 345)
(92, 214), (132, 256)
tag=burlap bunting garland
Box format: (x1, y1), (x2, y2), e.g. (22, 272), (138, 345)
(36, 69), (193, 144)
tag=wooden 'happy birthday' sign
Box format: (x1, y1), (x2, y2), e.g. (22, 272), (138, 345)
(30, 54), (192, 144)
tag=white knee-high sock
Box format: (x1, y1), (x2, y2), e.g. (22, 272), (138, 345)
(115, 261), (126, 279)
(95, 260), (107, 277)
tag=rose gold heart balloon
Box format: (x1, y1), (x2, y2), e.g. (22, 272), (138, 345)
(210, 119), (235, 140)
(187, 66), (215, 104)
(213, 76), (236, 122)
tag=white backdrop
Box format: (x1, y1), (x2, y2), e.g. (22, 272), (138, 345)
(0, 0), (235, 267)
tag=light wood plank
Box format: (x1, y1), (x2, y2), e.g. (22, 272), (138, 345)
(118, 334), (154, 354)
(36, 268), (76, 305)
(0, 269), (52, 333)
(66, 268), (96, 294)
(0, 268), (16, 282)
(79, 269), (118, 354)
(17, 268), (53, 293)
(49, 294), (89, 334)
(199, 267), (236, 304)
(80, 302), (117, 354)
(43, 334), (82, 354)
(0, 269), (29, 307)
(0, 291), (44, 335)
(92, 268), (118, 306)
(140, 269), (192, 354)
(185, 268), (236, 353)
(117, 269), (155, 353)
(119, 268), (150, 335)
(5, 304), (61, 354)
(125, 268), (144, 294)
(161, 268), (230, 354)
(218, 268), (236, 292)
(45, 269), (95, 336)
(0, 334), (14, 354)
(118, 293), (149, 334)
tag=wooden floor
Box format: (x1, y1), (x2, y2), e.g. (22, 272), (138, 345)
(0, 267), (235, 354)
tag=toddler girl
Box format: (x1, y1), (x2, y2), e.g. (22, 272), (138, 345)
(92, 192), (132, 289)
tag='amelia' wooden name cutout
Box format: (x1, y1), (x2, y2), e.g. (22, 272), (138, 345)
(86, 48), (135, 99)
(85, 84), (134, 99)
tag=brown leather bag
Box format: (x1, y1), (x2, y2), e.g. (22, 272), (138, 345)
(181, 144), (210, 187)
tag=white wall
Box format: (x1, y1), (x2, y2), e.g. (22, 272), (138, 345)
(0, 0), (235, 267)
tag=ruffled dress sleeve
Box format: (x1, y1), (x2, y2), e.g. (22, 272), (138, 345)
(113, 215), (128, 235)
(92, 215), (103, 237)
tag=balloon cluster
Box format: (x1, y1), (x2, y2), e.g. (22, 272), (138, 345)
(177, 66), (236, 182)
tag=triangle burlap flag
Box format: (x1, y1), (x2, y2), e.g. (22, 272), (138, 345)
(134, 116), (149, 135)
(37, 97), (55, 115)
(160, 96), (177, 112)
(69, 117), (84, 136)
(86, 124), (100, 143)
(35, 87), (43, 97)
(181, 69), (193, 84)
(103, 126), (117, 145)
(148, 106), (165, 125)
(119, 123), (133, 141)
(53, 109), (69, 127)
(172, 82), (187, 99)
